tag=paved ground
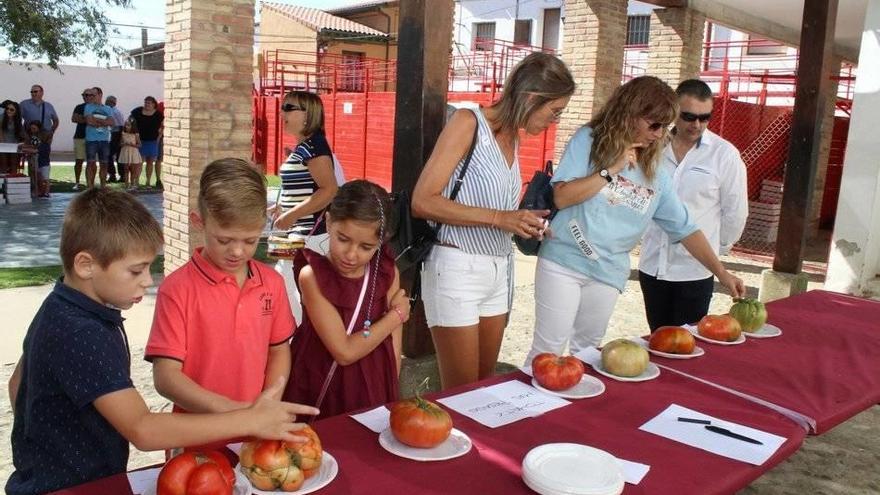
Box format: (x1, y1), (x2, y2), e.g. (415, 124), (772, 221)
(0, 187), (877, 494)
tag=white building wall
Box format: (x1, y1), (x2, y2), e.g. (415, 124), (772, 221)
(0, 62), (163, 152)
(453, 0), (566, 55)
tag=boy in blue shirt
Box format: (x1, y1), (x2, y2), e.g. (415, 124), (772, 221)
(83, 87), (113, 188)
(6, 188), (318, 495)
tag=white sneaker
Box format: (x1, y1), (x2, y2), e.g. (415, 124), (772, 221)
(72, 184), (81, 191)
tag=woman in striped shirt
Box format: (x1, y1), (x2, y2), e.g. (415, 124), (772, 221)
(413, 53), (575, 390)
(273, 91), (339, 235)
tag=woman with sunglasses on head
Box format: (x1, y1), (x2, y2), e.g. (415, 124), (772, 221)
(413, 52), (575, 390)
(525, 76), (746, 364)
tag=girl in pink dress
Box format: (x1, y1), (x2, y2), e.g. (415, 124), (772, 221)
(283, 180), (409, 420)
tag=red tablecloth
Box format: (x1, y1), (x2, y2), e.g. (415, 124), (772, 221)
(51, 368), (805, 495)
(656, 290), (880, 434)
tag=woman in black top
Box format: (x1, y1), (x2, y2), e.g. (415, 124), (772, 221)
(130, 96), (164, 189)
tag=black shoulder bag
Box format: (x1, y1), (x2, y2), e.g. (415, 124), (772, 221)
(514, 160), (557, 256)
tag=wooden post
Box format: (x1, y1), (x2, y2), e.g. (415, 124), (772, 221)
(392, 0), (454, 358)
(773, 0), (838, 274)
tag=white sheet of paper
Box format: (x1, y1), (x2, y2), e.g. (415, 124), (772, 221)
(520, 365), (533, 377)
(227, 442), (243, 455)
(437, 380), (570, 428)
(0, 143), (19, 153)
(350, 405), (391, 433)
(127, 466), (162, 494)
(618, 458), (650, 485)
(639, 404), (787, 465)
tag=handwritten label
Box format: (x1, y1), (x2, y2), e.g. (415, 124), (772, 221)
(438, 380), (570, 428)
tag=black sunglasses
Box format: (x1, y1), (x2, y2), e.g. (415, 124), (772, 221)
(82, 93), (93, 97)
(647, 121), (668, 131)
(281, 103), (305, 112)
(680, 111), (712, 123)
(30, 90), (40, 94)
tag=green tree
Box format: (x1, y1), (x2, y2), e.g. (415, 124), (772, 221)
(1, 0), (133, 68)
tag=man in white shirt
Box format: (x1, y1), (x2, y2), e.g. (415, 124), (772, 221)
(638, 79), (748, 330)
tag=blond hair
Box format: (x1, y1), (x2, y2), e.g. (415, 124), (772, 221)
(489, 52), (575, 134)
(61, 188), (163, 272)
(197, 158), (268, 228)
(588, 76), (677, 181)
(283, 90), (325, 137)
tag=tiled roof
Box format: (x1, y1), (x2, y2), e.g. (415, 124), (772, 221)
(326, 0), (396, 14)
(261, 1), (388, 37)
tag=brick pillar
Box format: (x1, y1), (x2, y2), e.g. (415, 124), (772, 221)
(646, 7), (706, 88)
(163, 0), (256, 272)
(809, 56), (842, 233)
(557, 0), (628, 159)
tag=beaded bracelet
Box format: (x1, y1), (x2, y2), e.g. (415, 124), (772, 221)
(391, 306), (405, 324)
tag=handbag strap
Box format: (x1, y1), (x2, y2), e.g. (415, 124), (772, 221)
(434, 109), (480, 236)
(311, 267), (371, 419)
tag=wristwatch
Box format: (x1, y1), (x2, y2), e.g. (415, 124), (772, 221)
(599, 169), (613, 183)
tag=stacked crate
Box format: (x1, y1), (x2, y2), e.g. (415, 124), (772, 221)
(744, 179), (782, 243)
(3, 175), (32, 204)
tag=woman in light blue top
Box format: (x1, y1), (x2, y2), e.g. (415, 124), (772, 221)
(413, 53), (575, 390)
(526, 76), (745, 363)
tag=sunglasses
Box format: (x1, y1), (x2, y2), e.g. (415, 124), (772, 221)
(281, 103), (305, 112)
(646, 121), (668, 131)
(82, 93), (94, 97)
(680, 111), (712, 123)
(30, 90), (40, 94)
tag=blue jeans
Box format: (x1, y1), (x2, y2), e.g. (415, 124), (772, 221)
(85, 140), (110, 163)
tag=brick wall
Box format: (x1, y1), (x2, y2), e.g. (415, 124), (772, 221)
(163, 0), (256, 272)
(647, 7), (706, 88)
(557, 0), (627, 160)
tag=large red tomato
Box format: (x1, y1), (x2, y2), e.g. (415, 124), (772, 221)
(697, 314), (742, 342)
(239, 426), (323, 492)
(390, 395), (453, 448)
(649, 326), (696, 354)
(157, 450), (235, 495)
(531, 353), (585, 391)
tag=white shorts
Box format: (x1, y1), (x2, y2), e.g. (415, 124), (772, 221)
(421, 246), (510, 328)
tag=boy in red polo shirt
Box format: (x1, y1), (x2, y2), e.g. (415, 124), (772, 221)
(147, 158), (295, 419)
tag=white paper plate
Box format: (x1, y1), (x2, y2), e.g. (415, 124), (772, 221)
(687, 327), (747, 346)
(522, 443), (624, 495)
(633, 338), (705, 360)
(236, 451), (338, 495)
(743, 323), (783, 339)
(592, 362), (660, 383)
(531, 375), (606, 399)
(378, 427), (472, 461)
(143, 468), (251, 495)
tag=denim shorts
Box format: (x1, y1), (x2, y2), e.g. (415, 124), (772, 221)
(140, 140), (159, 159)
(85, 140), (109, 163)
(420, 246), (511, 328)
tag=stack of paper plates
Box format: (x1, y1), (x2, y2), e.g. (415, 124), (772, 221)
(522, 443), (624, 495)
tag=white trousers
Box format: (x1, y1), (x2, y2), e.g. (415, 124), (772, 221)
(275, 233), (330, 325)
(525, 257), (620, 365)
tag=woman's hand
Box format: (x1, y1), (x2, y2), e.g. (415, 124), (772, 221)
(608, 143), (644, 175)
(494, 209), (550, 238)
(718, 270), (746, 298)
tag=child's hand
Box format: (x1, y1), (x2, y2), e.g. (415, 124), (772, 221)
(389, 289), (411, 324)
(247, 377), (319, 442)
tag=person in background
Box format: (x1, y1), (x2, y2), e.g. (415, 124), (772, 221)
(1, 101), (24, 174)
(19, 85), (57, 178)
(638, 79), (749, 331)
(70, 89), (91, 190)
(6, 187), (318, 495)
(118, 118), (142, 191)
(24, 121), (51, 198)
(106, 95), (125, 183)
(412, 52), (574, 390)
(271, 91), (341, 322)
(130, 96), (164, 190)
(525, 76), (746, 365)
(83, 87), (113, 188)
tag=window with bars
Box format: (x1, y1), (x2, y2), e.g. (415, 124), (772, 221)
(626, 15), (650, 46)
(514, 19), (532, 46)
(473, 22), (496, 51)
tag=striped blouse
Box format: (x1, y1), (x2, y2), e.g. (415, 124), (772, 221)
(436, 109), (522, 256)
(278, 132), (332, 234)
